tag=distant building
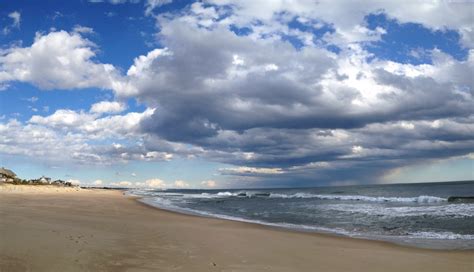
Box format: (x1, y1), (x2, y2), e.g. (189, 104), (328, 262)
(0, 167), (17, 183)
(51, 179), (74, 187)
(53, 179), (66, 185)
(39, 176), (52, 184)
(0, 167), (74, 187)
(27, 175), (52, 184)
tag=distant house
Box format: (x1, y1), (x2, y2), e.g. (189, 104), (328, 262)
(52, 179), (73, 186)
(0, 167), (17, 183)
(39, 176), (52, 184)
(53, 179), (66, 185)
(0, 168), (74, 187)
(27, 176), (52, 184)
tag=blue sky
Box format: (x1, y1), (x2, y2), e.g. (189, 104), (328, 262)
(0, 0), (473, 188)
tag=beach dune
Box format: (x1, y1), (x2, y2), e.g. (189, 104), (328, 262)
(0, 185), (472, 271)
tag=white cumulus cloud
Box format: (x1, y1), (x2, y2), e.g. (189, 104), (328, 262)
(201, 180), (217, 188)
(0, 30), (126, 91)
(174, 180), (189, 188)
(90, 101), (127, 114)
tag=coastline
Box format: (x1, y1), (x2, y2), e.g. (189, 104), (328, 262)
(1, 185), (472, 271)
(133, 196), (471, 251)
(134, 195), (474, 250)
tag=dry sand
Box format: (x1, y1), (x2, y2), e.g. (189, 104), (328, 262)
(0, 185), (472, 271)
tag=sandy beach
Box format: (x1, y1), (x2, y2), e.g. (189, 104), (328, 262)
(0, 185), (472, 272)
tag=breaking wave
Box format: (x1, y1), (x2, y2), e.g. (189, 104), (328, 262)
(206, 191), (448, 203)
(318, 203), (474, 218)
(408, 231), (474, 240)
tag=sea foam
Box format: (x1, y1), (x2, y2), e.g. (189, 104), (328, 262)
(408, 231), (474, 240)
(209, 191), (448, 203)
(318, 203), (474, 218)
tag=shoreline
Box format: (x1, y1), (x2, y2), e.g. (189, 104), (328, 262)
(131, 190), (474, 251)
(132, 194), (474, 251)
(1, 185), (473, 271)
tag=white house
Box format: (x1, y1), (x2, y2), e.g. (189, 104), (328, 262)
(39, 176), (52, 184)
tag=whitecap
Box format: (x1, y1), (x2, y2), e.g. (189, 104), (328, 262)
(408, 231), (474, 240)
(269, 193), (447, 203)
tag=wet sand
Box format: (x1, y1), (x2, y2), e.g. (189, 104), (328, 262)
(0, 185), (472, 271)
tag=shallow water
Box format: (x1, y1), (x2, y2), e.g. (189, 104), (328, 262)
(129, 180), (474, 249)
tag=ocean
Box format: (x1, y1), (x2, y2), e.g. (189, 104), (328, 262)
(128, 180), (474, 250)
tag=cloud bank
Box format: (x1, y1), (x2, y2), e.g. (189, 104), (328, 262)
(0, 0), (472, 187)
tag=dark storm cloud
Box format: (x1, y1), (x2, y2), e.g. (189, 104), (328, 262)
(122, 13), (474, 185)
(374, 69), (473, 120)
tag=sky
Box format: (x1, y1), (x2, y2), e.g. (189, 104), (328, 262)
(0, 0), (473, 189)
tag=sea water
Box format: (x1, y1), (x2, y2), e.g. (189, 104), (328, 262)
(128, 180), (474, 249)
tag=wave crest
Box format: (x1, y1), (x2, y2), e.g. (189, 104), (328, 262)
(408, 231), (474, 240)
(268, 193), (446, 203)
(196, 191), (449, 203)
